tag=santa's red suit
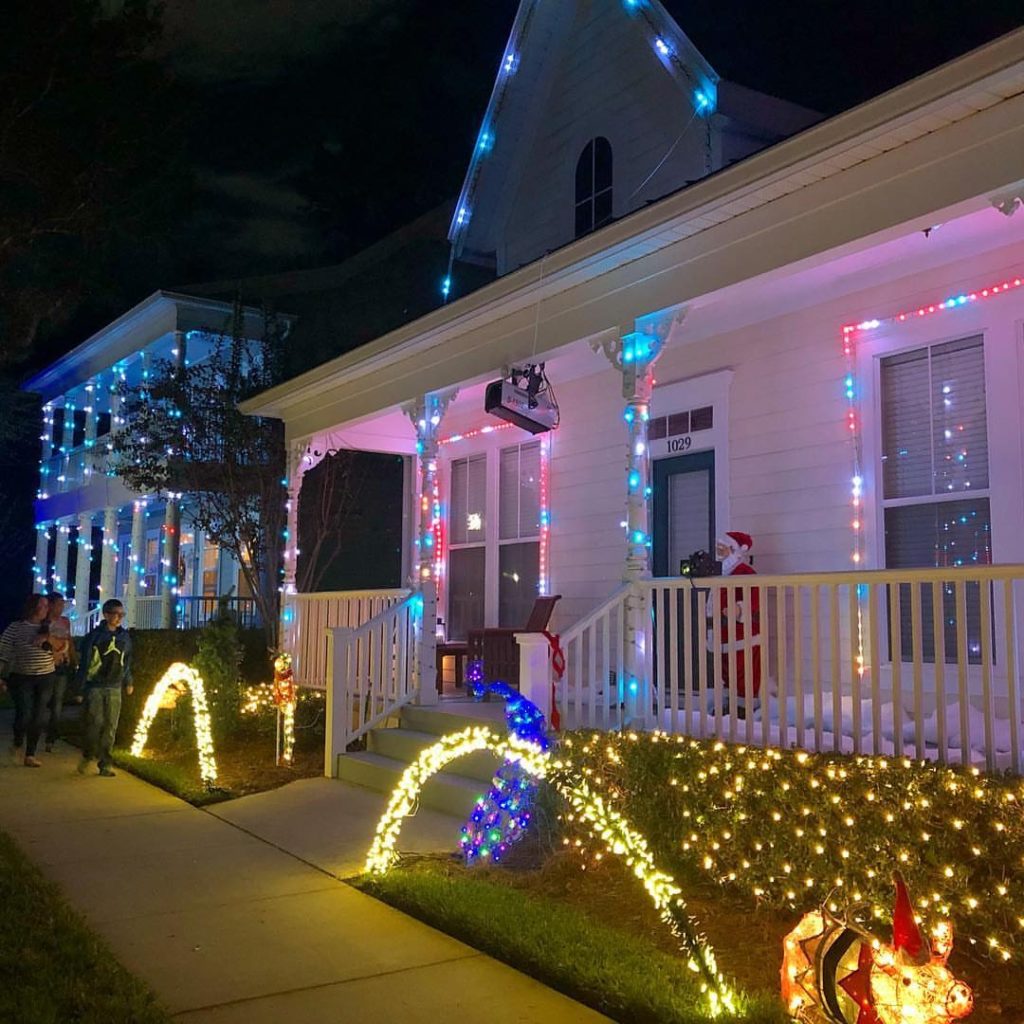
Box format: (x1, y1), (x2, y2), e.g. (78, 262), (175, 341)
(708, 532), (762, 701)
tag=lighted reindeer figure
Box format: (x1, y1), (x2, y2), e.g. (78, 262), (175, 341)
(782, 874), (973, 1024)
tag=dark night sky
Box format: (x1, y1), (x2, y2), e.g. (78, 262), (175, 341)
(150, 0), (1024, 289)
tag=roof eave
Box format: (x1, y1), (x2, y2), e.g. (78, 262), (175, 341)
(242, 26), (1024, 421)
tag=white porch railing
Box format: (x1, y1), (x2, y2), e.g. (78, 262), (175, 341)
(324, 591), (422, 774)
(283, 588), (410, 688)
(131, 596), (165, 630)
(71, 604), (103, 637)
(549, 566), (1024, 773)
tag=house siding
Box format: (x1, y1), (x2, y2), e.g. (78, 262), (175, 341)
(533, 240), (1024, 632)
(502, 0), (710, 275)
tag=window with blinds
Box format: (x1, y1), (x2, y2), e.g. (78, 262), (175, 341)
(879, 335), (991, 663)
(448, 454), (487, 640)
(449, 454), (487, 546)
(499, 442), (541, 627)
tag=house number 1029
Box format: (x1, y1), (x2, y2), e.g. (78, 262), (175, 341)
(667, 436), (692, 453)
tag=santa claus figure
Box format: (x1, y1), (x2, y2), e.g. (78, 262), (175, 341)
(708, 531), (762, 713)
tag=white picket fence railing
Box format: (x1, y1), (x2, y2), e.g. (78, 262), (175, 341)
(549, 566), (1024, 772)
(283, 588), (410, 688)
(71, 603), (103, 637)
(325, 592), (422, 772)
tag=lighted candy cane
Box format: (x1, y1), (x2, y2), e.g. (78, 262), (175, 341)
(130, 662), (218, 787)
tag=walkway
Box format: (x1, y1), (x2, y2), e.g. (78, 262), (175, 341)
(0, 738), (607, 1023)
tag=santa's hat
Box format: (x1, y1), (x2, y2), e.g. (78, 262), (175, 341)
(723, 531), (753, 553)
(892, 872), (929, 963)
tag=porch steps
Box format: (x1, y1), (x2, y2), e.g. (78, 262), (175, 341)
(337, 705), (506, 818)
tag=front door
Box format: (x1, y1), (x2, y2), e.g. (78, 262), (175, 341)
(652, 451), (715, 577)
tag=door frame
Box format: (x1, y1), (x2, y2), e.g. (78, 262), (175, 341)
(651, 450), (716, 577)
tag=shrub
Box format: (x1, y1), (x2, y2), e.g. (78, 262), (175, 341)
(557, 731), (1024, 963)
(193, 614), (243, 741)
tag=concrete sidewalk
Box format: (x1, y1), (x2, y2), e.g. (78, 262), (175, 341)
(0, 740), (607, 1023)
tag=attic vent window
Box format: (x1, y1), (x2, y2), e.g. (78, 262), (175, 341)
(575, 137), (613, 239)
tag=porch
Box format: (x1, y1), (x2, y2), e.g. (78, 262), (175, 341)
(291, 562), (1024, 778)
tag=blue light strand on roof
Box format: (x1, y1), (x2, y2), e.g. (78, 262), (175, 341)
(443, 0), (717, 301)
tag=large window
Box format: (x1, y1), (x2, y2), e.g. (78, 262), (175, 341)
(574, 137), (613, 238)
(446, 442), (544, 637)
(447, 454), (487, 640)
(499, 441), (541, 627)
(880, 335), (991, 661)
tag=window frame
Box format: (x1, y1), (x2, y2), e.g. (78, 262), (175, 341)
(574, 137), (614, 239)
(497, 441), (542, 627)
(444, 438), (544, 635)
(446, 452), (489, 640)
(877, 333), (992, 531)
(871, 330), (995, 666)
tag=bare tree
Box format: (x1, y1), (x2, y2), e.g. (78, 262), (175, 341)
(295, 449), (367, 594)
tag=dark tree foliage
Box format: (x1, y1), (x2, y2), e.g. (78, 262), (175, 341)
(110, 301), (286, 645)
(0, 0), (189, 366)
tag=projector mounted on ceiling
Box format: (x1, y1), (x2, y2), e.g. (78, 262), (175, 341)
(484, 363), (560, 435)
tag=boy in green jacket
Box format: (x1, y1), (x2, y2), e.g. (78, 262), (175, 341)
(76, 600), (134, 777)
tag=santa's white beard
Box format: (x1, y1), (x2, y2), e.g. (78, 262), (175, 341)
(721, 552), (746, 575)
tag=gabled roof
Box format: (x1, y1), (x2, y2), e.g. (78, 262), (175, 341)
(241, 27), (1024, 438)
(447, 0), (719, 264)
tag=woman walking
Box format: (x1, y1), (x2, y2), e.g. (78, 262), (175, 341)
(0, 594), (56, 767)
(44, 592), (75, 752)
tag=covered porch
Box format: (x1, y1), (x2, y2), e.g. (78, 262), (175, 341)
(240, 45), (1024, 775)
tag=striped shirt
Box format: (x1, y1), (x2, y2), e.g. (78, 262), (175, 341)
(0, 620), (56, 678)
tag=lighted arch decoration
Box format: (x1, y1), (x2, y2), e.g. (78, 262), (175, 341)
(364, 724), (737, 1017)
(130, 662), (218, 787)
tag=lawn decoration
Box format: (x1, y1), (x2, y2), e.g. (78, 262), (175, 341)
(130, 662), (218, 787)
(460, 675), (548, 864)
(272, 652), (297, 765)
(782, 874), (973, 1024)
(364, 687), (737, 1017)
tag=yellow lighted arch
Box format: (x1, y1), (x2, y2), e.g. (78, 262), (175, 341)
(130, 662), (218, 786)
(363, 726), (736, 1016)
(364, 726), (549, 875)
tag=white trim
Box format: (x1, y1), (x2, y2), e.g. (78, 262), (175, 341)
(650, 368), (733, 540)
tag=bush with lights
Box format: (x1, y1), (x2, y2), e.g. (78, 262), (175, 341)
(555, 731), (1024, 963)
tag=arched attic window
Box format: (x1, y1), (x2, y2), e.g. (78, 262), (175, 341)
(574, 137), (613, 239)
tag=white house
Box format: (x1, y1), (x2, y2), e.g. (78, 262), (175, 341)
(23, 291), (282, 633)
(243, 5), (1024, 777)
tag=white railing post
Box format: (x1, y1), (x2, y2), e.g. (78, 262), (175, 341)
(516, 633), (554, 723)
(325, 625), (354, 778)
(414, 581), (438, 706)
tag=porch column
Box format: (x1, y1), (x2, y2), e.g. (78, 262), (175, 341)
(99, 507), (118, 603)
(74, 512), (94, 617)
(404, 390), (457, 705)
(81, 384), (98, 483)
(125, 498), (146, 626)
(282, 440), (305, 595)
(592, 319), (678, 727)
(34, 524), (50, 591)
(39, 404), (55, 500)
(161, 496), (181, 628)
(53, 519), (71, 596)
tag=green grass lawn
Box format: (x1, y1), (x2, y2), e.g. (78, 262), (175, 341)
(357, 864), (787, 1024)
(0, 829), (171, 1024)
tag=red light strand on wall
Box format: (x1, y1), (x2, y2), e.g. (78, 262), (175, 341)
(437, 422), (515, 446)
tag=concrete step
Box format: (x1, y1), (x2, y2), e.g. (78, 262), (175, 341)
(338, 751), (489, 818)
(399, 703), (509, 738)
(367, 727), (502, 784)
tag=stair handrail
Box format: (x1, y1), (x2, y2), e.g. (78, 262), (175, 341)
(324, 591), (421, 776)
